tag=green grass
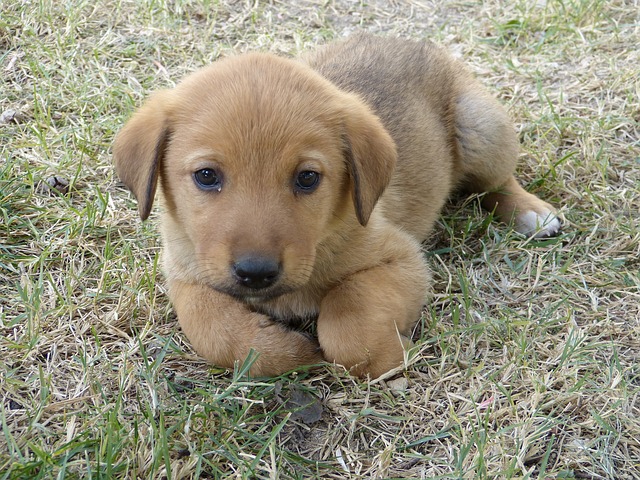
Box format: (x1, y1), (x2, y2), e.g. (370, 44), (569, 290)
(1, 0), (639, 478)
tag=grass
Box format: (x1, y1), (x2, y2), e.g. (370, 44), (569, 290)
(1, 0), (639, 478)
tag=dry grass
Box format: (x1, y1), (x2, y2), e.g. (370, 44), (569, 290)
(1, 0), (639, 478)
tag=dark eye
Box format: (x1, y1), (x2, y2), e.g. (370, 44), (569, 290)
(193, 168), (222, 191)
(295, 170), (320, 193)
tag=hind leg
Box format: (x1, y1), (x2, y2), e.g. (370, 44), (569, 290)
(454, 89), (561, 238)
(481, 176), (561, 237)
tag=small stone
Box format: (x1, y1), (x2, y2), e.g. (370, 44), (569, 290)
(43, 176), (70, 195)
(387, 377), (409, 393)
(0, 109), (26, 124)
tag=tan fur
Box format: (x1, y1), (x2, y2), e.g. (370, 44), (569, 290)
(113, 34), (560, 378)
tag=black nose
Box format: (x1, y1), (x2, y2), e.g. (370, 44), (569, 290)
(232, 256), (280, 290)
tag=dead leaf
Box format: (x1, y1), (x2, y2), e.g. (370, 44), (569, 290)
(284, 386), (323, 424)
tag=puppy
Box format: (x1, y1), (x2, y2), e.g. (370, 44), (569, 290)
(113, 34), (560, 378)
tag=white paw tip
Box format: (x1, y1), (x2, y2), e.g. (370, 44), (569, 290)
(515, 209), (562, 238)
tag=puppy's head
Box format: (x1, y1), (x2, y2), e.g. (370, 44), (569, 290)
(113, 53), (396, 301)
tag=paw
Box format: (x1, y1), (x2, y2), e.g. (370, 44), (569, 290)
(515, 208), (562, 238)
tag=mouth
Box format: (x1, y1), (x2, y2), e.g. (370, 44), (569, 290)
(208, 282), (295, 304)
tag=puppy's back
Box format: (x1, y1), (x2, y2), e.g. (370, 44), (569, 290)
(304, 34), (464, 140)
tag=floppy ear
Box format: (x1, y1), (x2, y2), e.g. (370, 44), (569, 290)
(112, 91), (172, 221)
(341, 93), (397, 226)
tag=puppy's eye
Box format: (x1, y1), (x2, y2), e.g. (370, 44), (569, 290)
(295, 171), (320, 193)
(193, 168), (222, 191)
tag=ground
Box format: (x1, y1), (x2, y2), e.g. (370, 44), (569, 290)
(1, 0), (639, 478)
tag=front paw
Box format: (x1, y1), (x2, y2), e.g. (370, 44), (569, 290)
(326, 333), (412, 379)
(248, 321), (324, 376)
(169, 279), (324, 376)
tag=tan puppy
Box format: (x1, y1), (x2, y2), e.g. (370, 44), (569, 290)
(113, 34), (560, 378)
